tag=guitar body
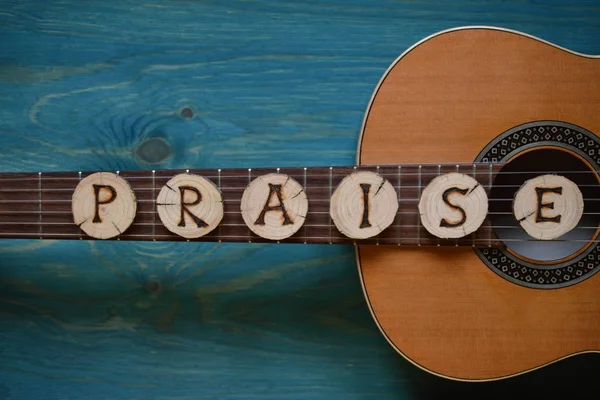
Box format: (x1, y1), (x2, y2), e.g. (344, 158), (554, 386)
(357, 27), (600, 381)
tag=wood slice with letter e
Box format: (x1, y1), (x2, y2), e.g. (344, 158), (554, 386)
(513, 174), (584, 240)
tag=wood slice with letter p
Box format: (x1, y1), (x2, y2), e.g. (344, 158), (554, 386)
(156, 174), (224, 239)
(240, 173), (308, 241)
(72, 172), (137, 239)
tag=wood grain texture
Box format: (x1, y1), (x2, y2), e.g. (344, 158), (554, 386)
(359, 28), (600, 381)
(1, 0), (600, 398)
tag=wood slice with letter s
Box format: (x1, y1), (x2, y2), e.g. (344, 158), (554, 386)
(357, 27), (600, 381)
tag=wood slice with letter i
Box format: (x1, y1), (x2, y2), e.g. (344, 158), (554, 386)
(72, 172), (137, 239)
(240, 173), (308, 241)
(330, 171), (398, 239)
(156, 174), (224, 239)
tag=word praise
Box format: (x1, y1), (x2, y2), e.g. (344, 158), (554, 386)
(71, 171), (583, 241)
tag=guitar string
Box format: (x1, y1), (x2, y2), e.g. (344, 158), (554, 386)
(1, 204), (599, 220)
(0, 221), (598, 230)
(2, 210), (599, 215)
(0, 210), (600, 216)
(2, 182), (600, 192)
(2, 168), (600, 182)
(0, 231), (598, 244)
(1, 223), (595, 243)
(2, 198), (598, 225)
(1, 197), (599, 203)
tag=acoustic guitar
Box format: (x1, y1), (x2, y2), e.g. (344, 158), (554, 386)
(1, 26), (599, 381)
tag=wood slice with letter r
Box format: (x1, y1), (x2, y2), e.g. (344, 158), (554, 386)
(156, 174), (224, 239)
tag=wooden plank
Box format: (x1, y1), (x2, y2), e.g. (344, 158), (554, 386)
(0, 0), (599, 398)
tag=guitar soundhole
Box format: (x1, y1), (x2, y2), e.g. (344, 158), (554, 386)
(489, 148), (600, 263)
(475, 121), (600, 288)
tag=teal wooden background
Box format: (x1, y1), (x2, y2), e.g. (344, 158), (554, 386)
(1, 1), (599, 398)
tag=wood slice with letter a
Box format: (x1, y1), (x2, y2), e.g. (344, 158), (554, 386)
(240, 173), (308, 241)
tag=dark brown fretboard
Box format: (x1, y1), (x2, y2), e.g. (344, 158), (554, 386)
(0, 164), (503, 247)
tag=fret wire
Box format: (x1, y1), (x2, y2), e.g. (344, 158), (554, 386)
(417, 165), (422, 246)
(397, 166), (401, 246)
(38, 172), (42, 239)
(78, 171), (82, 240)
(152, 170), (156, 241)
(438, 165), (443, 247)
(472, 164), (477, 247)
(454, 164), (459, 247)
(376, 165), (380, 246)
(489, 163), (493, 248)
(218, 168), (222, 243)
(116, 171), (121, 240)
(247, 168), (252, 243)
(276, 167), (280, 244)
(329, 166), (333, 244)
(303, 167), (308, 244)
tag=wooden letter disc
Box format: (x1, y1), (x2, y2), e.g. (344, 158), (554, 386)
(330, 171), (398, 239)
(72, 172), (137, 239)
(156, 174), (224, 239)
(240, 173), (308, 241)
(418, 172), (488, 239)
(513, 174), (583, 240)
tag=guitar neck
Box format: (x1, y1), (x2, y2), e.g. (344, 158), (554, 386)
(0, 163), (504, 246)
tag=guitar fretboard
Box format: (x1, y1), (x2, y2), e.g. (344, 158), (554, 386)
(0, 164), (504, 246)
